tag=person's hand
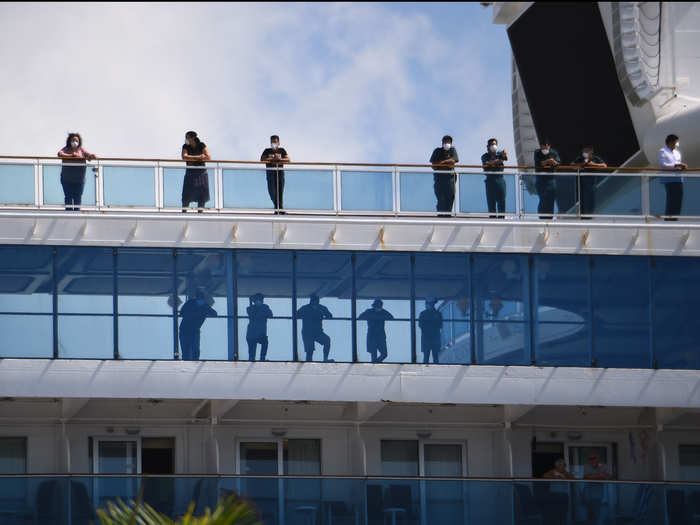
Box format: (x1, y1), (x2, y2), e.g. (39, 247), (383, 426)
(274, 153), (281, 160)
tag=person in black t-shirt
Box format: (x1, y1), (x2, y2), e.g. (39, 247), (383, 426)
(429, 135), (459, 216)
(358, 299), (394, 363)
(572, 146), (607, 218)
(418, 297), (443, 364)
(246, 293), (273, 361)
(481, 138), (508, 218)
(178, 289), (218, 361)
(181, 131), (211, 212)
(533, 139), (561, 219)
(260, 135), (290, 214)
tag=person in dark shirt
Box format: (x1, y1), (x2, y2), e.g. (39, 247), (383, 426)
(179, 289), (218, 361)
(358, 299), (394, 363)
(418, 297), (443, 364)
(572, 146), (607, 218)
(181, 131), (211, 212)
(246, 293), (273, 361)
(481, 138), (508, 218)
(533, 140), (561, 219)
(429, 135), (459, 216)
(296, 294), (333, 362)
(260, 135), (290, 214)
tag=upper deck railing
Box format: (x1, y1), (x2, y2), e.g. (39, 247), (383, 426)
(1, 155), (699, 220)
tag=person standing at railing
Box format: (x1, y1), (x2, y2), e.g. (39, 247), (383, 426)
(572, 146), (607, 219)
(246, 293), (273, 361)
(181, 131), (211, 212)
(260, 135), (290, 214)
(430, 135), (459, 217)
(358, 299), (394, 363)
(418, 297), (443, 364)
(534, 140), (561, 219)
(481, 138), (508, 218)
(296, 294), (333, 362)
(658, 134), (687, 221)
(57, 133), (97, 211)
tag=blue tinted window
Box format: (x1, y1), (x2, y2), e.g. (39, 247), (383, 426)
(591, 256), (651, 368)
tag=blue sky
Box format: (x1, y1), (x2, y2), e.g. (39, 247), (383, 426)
(0, 2), (514, 167)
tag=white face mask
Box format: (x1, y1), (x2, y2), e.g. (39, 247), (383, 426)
(582, 152), (590, 159)
(271, 143), (279, 149)
(675, 142), (680, 149)
(443, 143), (451, 150)
(541, 148), (550, 155)
(71, 140), (79, 148)
(489, 144), (498, 153)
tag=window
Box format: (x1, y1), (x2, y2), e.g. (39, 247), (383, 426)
(239, 439), (321, 476)
(380, 440), (466, 477)
(0, 437), (26, 474)
(679, 445), (700, 482)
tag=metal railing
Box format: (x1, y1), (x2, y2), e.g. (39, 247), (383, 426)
(1, 155), (699, 220)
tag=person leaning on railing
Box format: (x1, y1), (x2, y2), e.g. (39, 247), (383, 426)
(260, 135), (290, 215)
(181, 130), (211, 213)
(481, 138), (508, 219)
(533, 139), (560, 219)
(571, 146), (607, 219)
(429, 135), (459, 217)
(57, 132), (97, 211)
(658, 134), (687, 221)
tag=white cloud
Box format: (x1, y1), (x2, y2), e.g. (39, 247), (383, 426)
(0, 2), (514, 167)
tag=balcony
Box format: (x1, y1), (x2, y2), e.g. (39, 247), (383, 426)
(0, 475), (697, 524)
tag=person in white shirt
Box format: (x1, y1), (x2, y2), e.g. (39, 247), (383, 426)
(658, 134), (688, 220)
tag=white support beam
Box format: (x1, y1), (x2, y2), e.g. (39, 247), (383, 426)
(190, 399), (210, 418)
(61, 398), (90, 420)
(504, 404), (536, 428)
(211, 399), (240, 419)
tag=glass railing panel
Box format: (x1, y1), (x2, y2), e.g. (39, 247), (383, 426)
(296, 319), (351, 362)
(57, 315), (113, 358)
(0, 163), (34, 206)
(366, 479), (421, 525)
(118, 315), (174, 359)
(102, 166), (156, 207)
(474, 321), (529, 365)
(400, 171), (441, 213)
(222, 168), (272, 210)
(651, 174), (700, 218)
(593, 323), (652, 368)
(163, 166), (215, 210)
(520, 172), (578, 218)
(238, 318), (293, 362)
(196, 316), (230, 360)
(438, 320), (471, 364)
(0, 314), (52, 358)
(459, 171), (516, 216)
(535, 322), (589, 366)
(588, 173), (642, 217)
(356, 319), (411, 364)
(42, 164), (97, 207)
(284, 169), (334, 211)
(340, 170), (393, 211)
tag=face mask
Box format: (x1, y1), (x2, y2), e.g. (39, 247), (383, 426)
(582, 152), (589, 159)
(71, 140), (79, 148)
(541, 148), (550, 155)
(675, 142), (680, 149)
(443, 143), (451, 150)
(489, 144), (498, 153)
(271, 143), (279, 149)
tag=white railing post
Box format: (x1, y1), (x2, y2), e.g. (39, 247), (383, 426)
(96, 162), (103, 210)
(454, 170), (461, 216)
(215, 163), (223, 210)
(514, 171), (522, 220)
(641, 173), (650, 219)
(334, 165), (341, 214)
(35, 159), (42, 208)
(394, 166), (401, 216)
(155, 161), (163, 210)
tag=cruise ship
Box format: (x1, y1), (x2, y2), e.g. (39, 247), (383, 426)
(1, 2), (700, 524)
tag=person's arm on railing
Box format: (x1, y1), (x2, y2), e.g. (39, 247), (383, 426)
(182, 145), (210, 162)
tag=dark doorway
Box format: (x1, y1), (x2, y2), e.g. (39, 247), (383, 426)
(532, 441), (565, 478)
(142, 438), (175, 516)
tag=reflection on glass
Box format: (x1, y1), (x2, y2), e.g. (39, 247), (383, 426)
(424, 444), (463, 477)
(117, 249), (173, 316)
(118, 316), (174, 359)
(358, 299), (394, 363)
(238, 318), (292, 362)
(284, 170), (334, 210)
(96, 441), (139, 509)
(438, 321), (470, 365)
(341, 171), (392, 211)
(475, 321), (528, 365)
(459, 172), (516, 215)
(178, 290), (218, 361)
(58, 316), (113, 358)
(222, 169), (271, 209)
(283, 440), (321, 475)
(240, 442), (278, 475)
(0, 164), (34, 205)
(381, 440), (418, 476)
(0, 437), (26, 474)
(0, 246), (53, 314)
(0, 315), (52, 358)
(245, 293), (273, 361)
(418, 298), (443, 364)
(43, 164), (97, 206)
(400, 172), (435, 212)
(102, 166), (155, 207)
(163, 167), (215, 209)
(296, 295), (334, 362)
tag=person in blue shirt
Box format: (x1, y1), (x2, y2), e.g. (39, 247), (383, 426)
(246, 293), (273, 361)
(418, 297), (443, 364)
(429, 135), (459, 216)
(481, 138), (508, 218)
(179, 289), (217, 361)
(296, 294), (333, 362)
(533, 139), (561, 219)
(358, 299), (394, 363)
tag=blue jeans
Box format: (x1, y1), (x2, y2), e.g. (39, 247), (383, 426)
(61, 181), (85, 211)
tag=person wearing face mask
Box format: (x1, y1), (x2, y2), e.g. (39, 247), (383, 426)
(572, 146), (607, 218)
(260, 135), (290, 214)
(658, 134), (687, 220)
(57, 133), (97, 211)
(181, 131), (212, 212)
(429, 135), (459, 216)
(481, 138), (508, 218)
(533, 140), (561, 219)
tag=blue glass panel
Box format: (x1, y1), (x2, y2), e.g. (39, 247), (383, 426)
(118, 316), (173, 359)
(42, 164), (97, 206)
(651, 176), (700, 217)
(117, 249), (173, 315)
(0, 246), (52, 314)
(196, 317), (229, 360)
(163, 167), (215, 209)
(340, 170), (392, 211)
(284, 169), (334, 210)
(400, 171), (437, 212)
(534, 255), (590, 366)
(458, 172), (516, 215)
(56, 247), (113, 314)
(58, 315), (113, 358)
(356, 253), (411, 363)
(238, 318), (292, 362)
(520, 173), (577, 216)
(102, 166), (155, 207)
(474, 321), (528, 365)
(592, 256), (651, 368)
(0, 163), (34, 205)
(222, 169), (271, 209)
(295, 307), (351, 363)
(653, 257), (700, 369)
(439, 321), (471, 364)
(585, 173), (641, 216)
(0, 315), (52, 357)
(175, 249), (231, 316)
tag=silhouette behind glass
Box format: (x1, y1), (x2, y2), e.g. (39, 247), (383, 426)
(246, 293), (273, 361)
(418, 297), (442, 364)
(178, 289), (217, 360)
(358, 299), (394, 363)
(296, 294), (333, 362)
